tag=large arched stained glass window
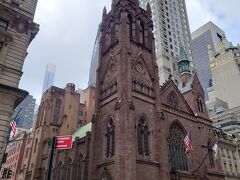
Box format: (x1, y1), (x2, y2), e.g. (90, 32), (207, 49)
(77, 154), (84, 180)
(106, 118), (115, 158)
(137, 116), (150, 156)
(168, 91), (178, 108)
(169, 123), (188, 171)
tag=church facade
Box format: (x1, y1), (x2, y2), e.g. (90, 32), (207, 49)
(87, 1), (224, 179)
(19, 0), (227, 180)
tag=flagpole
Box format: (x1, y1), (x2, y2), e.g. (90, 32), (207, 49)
(0, 108), (23, 171)
(169, 144), (181, 162)
(195, 151), (209, 173)
(0, 144), (8, 171)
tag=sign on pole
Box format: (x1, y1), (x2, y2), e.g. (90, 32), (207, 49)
(55, 135), (72, 150)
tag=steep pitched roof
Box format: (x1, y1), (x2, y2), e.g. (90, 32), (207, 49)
(179, 45), (188, 61)
(191, 73), (205, 96)
(178, 72), (204, 96)
(178, 76), (194, 94)
(160, 79), (195, 115)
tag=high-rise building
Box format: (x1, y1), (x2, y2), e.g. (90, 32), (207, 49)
(12, 95), (36, 129)
(208, 35), (240, 109)
(139, 0), (193, 85)
(42, 64), (56, 93)
(214, 129), (240, 178)
(191, 21), (225, 100)
(212, 106), (240, 138)
(0, 0), (39, 162)
(88, 26), (101, 87)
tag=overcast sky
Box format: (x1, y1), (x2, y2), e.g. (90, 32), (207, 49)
(19, 0), (240, 104)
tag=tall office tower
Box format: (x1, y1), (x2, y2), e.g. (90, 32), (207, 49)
(139, 0), (193, 85)
(88, 26), (101, 87)
(42, 64), (56, 93)
(12, 95), (36, 129)
(191, 22), (225, 100)
(208, 35), (240, 109)
(0, 0), (39, 161)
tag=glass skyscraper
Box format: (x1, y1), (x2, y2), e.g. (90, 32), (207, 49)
(12, 95), (36, 129)
(42, 64), (56, 93)
(88, 26), (101, 87)
(191, 21), (224, 100)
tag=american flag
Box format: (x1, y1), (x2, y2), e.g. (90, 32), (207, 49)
(184, 129), (193, 154)
(9, 117), (19, 136)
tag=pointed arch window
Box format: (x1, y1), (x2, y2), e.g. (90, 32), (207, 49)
(101, 174), (107, 180)
(197, 96), (203, 113)
(168, 91), (178, 108)
(66, 158), (72, 180)
(77, 154), (84, 180)
(128, 15), (133, 40)
(60, 163), (66, 180)
(110, 22), (116, 43)
(137, 116), (150, 156)
(208, 140), (215, 167)
(140, 22), (145, 45)
(106, 118), (115, 158)
(39, 102), (45, 126)
(53, 99), (62, 123)
(168, 123), (188, 171)
(55, 161), (62, 180)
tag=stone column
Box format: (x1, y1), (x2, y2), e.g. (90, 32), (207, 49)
(0, 85), (28, 162)
(0, 92), (16, 161)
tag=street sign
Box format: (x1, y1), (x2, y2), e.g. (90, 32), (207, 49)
(7, 169), (13, 178)
(55, 135), (72, 150)
(2, 168), (13, 179)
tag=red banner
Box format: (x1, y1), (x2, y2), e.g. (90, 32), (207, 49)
(55, 135), (72, 150)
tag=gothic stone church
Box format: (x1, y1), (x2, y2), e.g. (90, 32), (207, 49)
(44, 0), (226, 180)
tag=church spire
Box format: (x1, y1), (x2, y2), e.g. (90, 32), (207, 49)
(178, 44), (190, 75)
(178, 44), (192, 86)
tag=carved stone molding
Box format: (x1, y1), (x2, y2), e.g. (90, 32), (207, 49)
(100, 80), (117, 100)
(158, 112), (165, 120)
(115, 100), (121, 110)
(92, 114), (97, 122)
(132, 77), (154, 97)
(0, 93), (16, 106)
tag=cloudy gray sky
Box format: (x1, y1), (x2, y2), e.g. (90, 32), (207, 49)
(19, 0), (240, 103)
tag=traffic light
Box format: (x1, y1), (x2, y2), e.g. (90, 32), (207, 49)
(2, 168), (8, 179)
(7, 169), (13, 178)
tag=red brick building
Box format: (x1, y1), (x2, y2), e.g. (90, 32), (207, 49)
(1, 132), (27, 180)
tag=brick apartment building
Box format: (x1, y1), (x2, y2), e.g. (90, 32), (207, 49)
(1, 131), (27, 180)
